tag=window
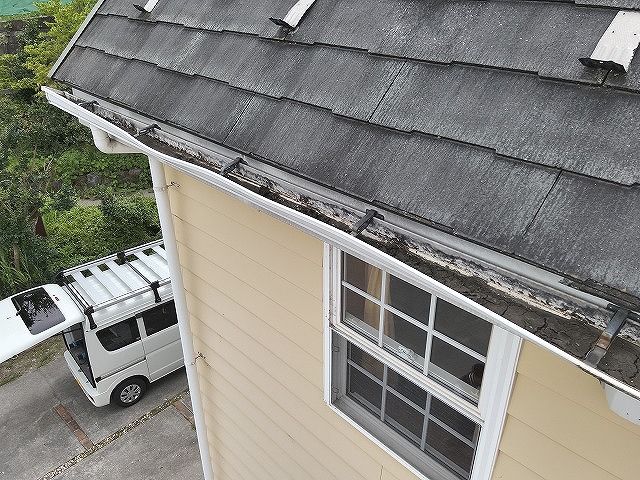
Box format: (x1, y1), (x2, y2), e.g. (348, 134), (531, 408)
(96, 317), (140, 351)
(12, 287), (65, 335)
(326, 247), (520, 480)
(142, 301), (178, 336)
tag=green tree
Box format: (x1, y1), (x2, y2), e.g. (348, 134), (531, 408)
(0, 158), (54, 294)
(0, 0), (96, 92)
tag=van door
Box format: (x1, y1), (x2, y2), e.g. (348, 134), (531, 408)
(92, 317), (146, 381)
(139, 301), (183, 381)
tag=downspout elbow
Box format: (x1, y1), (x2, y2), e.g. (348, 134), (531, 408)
(87, 124), (140, 154)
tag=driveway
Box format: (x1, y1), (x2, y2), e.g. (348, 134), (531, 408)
(0, 353), (204, 480)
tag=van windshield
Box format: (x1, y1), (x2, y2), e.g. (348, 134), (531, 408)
(11, 288), (65, 335)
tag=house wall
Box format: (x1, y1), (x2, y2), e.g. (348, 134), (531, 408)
(164, 165), (640, 480)
(494, 341), (640, 480)
(165, 166), (419, 480)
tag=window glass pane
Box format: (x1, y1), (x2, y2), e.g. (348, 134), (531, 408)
(12, 287), (65, 335)
(429, 337), (484, 401)
(430, 398), (478, 443)
(425, 421), (476, 478)
(385, 391), (425, 442)
(383, 311), (426, 369)
(343, 287), (379, 339)
(434, 300), (491, 355)
(142, 301), (178, 336)
(387, 369), (428, 407)
(96, 317), (140, 351)
(347, 364), (383, 415)
(388, 275), (430, 324)
(343, 253), (382, 298)
(349, 342), (384, 380)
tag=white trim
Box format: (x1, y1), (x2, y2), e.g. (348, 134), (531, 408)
(323, 243), (333, 405)
(41, 86), (640, 401)
(473, 330), (521, 480)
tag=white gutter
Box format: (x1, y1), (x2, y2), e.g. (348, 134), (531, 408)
(86, 122), (141, 154)
(42, 85), (640, 402)
(148, 157), (215, 480)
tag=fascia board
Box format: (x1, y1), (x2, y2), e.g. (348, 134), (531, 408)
(42, 85), (640, 401)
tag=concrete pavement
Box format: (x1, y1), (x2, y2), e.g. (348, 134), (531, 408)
(0, 353), (204, 480)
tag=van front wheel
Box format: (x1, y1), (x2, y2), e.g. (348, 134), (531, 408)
(112, 377), (147, 407)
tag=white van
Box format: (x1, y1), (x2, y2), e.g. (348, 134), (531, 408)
(0, 240), (183, 407)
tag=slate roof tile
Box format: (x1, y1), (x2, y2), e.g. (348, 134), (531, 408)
(226, 96), (559, 250)
(515, 174), (640, 295)
(50, 0), (640, 302)
(370, 62), (640, 185)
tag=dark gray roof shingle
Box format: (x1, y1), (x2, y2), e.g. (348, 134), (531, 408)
(52, 0), (640, 303)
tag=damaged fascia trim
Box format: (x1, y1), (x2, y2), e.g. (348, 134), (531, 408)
(42, 85), (640, 401)
(65, 91), (617, 322)
(60, 89), (640, 339)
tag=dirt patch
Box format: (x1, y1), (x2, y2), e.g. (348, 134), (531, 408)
(0, 336), (65, 386)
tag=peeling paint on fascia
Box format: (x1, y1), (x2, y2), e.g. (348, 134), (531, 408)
(87, 105), (640, 347)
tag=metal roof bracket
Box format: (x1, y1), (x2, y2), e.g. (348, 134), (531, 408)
(220, 157), (246, 177)
(351, 209), (384, 237)
(584, 306), (630, 367)
(270, 0), (316, 30)
(84, 306), (97, 330)
(134, 123), (160, 137)
(133, 0), (159, 13)
(579, 11), (640, 72)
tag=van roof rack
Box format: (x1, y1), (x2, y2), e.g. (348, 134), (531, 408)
(57, 240), (170, 329)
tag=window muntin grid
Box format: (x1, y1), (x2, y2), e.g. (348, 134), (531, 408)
(345, 341), (480, 479)
(342, 253), (492, 404)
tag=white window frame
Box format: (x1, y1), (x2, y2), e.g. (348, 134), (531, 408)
(323, 244), (521, 480)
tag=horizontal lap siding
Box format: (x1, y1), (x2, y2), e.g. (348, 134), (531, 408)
(494, 342), (640, 480)
(165, 167), (419, 480)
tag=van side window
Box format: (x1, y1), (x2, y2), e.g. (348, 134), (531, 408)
(142, 301), (178, 336)
(96, 317), (141, 351)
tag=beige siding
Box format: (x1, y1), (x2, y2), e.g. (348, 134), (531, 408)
(165, 167), (419, 480)
(494, 342), (640, 480)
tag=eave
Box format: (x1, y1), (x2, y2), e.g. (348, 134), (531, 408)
(43, 86), (640, 405)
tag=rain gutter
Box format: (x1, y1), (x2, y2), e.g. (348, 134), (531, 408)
(42, 86), (640, 403)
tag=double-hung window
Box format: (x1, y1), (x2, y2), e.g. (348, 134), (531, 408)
(325, 246), (520, 480)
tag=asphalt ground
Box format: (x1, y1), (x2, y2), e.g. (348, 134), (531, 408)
(0, 354), (204, 480)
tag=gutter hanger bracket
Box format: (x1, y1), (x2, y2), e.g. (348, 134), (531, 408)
(584, 306), (630, 367)
(135, 123), (160, 137)
(220, 157), (246, 177)
(78, 100), (97, 110)
(351, 209), (384, 237)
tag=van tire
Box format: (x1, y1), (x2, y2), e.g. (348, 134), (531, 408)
(112, 377), (147, 407)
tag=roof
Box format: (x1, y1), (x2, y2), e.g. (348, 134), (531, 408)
(49, 1), (640, 383)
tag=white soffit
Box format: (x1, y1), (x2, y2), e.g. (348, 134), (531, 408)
(270, 0), (316, 29)
(580, 10), (640, 72)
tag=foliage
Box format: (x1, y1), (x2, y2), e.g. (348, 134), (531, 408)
(0, 0), (157, 299)
(0, 16), (40, 93)
(56, 146), (150, 191)
(43, 204), (109, 270)
(0, 95), (93, 162)
(0, 0), (96, 92)
(0, 156), (53, 292)
(43, 194), (160, 273)
(98, 189), (161, 250)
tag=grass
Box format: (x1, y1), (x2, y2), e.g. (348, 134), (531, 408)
(0, 335), (65, 386)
